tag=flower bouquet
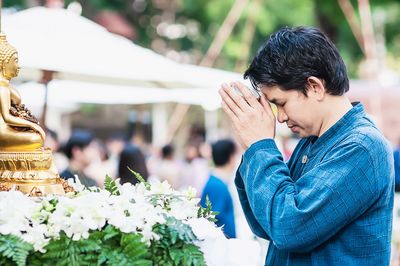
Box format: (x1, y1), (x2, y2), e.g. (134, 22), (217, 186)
(0, 173), (226, 266)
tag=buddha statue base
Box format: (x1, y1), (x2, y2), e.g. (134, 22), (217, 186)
(0, 149), (68, 196)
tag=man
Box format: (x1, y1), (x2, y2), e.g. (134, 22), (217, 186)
(219, 27), (394, 265)
(200, 139), (237, 238)
(394, 142), (400, 192)
(61, 130), (98, 187)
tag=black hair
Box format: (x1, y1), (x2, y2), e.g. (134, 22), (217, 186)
(62, 130), (94, 159)
(118, 144), (149, 185)
(161, 144), (174, 159)
(244, 26), (349, 96)
(46, 129), (58, 141)
(211, 139), (236, 167)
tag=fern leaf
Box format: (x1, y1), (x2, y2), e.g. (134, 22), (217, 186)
(127, 167), (150, 190)
(104, 174), (120, 195)
(0, 234), (33, 266)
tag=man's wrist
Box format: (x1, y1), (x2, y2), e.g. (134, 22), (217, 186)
(244, 138), (277, 159)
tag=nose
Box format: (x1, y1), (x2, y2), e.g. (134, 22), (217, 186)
(276, 107), (288, 123)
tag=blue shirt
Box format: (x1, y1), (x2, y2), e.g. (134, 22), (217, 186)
(201, 175), (236, 238)
(235, 103), (394, 265)
(394, 148), (400, 192)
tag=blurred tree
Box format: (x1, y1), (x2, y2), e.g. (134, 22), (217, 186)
(3, 0), (26, 7)
(4, 0), (400, 77)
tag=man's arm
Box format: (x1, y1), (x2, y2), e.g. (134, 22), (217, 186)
(239, 138), (385, 253)
(235, 171), (270, 240)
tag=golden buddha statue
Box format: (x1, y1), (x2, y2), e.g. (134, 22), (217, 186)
(0, 33), (68, 196)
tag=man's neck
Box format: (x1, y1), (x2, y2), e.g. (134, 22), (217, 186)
(69, 160), (86, 173)
(213, 165), (234, 183)
(318, 96), (353, 137)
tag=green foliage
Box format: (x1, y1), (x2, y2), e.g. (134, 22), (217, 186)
(3, 0), (26, 8)
(104, 174), (120, 195)
(197, 195), (218, 223)
(150, 217), (205, 266)
(127, 167), (150, 190)
(97, 225), (151, 266)
(25, 225), (150, 266)
(0, 234), (33, 266)
(0, 223), (206, 265)
(37, 232), (101, 266)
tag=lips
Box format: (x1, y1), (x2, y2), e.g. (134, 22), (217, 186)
(287, 124), (299, 133)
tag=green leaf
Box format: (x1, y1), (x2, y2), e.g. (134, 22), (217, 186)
(149, 217), (205, 265)
(197, 195), (218, 222)
(39, 232), (101, 266)
(0, 234), (33, 266)
(104, 174), (120, 195)
(98, 226), (151, 266)
(127, 167), (151, 190)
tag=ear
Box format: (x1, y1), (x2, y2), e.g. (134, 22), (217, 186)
(306, 76), (326, 101)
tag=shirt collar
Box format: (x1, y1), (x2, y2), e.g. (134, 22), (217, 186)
(308, 102), (366, 157)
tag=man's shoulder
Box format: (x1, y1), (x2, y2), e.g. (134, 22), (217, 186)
(60, 168), (75, 180)
(204, 175), (229, 192)
(343, 122), (390, 153)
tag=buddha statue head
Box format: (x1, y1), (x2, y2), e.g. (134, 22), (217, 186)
(0, 33), (19, 80)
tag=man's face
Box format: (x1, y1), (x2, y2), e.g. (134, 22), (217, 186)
(261, 85), (321, 138)
(74, 141), (99, 167)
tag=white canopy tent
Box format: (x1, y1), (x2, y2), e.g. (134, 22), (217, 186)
(15, 80), (224, 143)
(3, 7), (189, 88)
(3, 7), (248, 89)
(4, 7), (249, 144)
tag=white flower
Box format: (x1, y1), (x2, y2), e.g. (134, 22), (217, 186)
(47, 192), (110, 241)
(68, 175), (85, 192)
(0, 191), (38, 236)
(187, 218), (228, 266)
(186, 218), (225, 241)
(183, 186), (197, 200)
(148, 180), (175, 195)
(169, 199), (198, 220)
(21, 223), (50, 253)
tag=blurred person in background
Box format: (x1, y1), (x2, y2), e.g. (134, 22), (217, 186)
(45, 129), (68, 172)
(220, 27), (394, 265)
(85, 140), (117, 188)
(105, 133), (126, 177)
(118, 131), (149, 185)
(200, 139), (236, 238)
(179, 141), (210, 196)
(152, 144), (182, 189)
(61, 130), (98, 187)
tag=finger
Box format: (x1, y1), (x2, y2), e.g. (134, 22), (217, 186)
(219, 86), (244, 116)
(221, 83), (252, 112)
(221, 100), (239, 121)
(232, 81), (260, 108)
(260, 95), (275, 118)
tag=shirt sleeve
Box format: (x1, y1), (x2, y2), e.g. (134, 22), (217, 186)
(238, 138), (382, 253)
(235, 171), (270, 240)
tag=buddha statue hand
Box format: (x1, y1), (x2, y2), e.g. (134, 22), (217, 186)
(10, 103), (40, 124)
(31, 123), (46, 141)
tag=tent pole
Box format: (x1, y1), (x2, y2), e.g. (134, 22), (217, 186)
(166, 0), (248, 141)
(40, 70), (55, 129)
